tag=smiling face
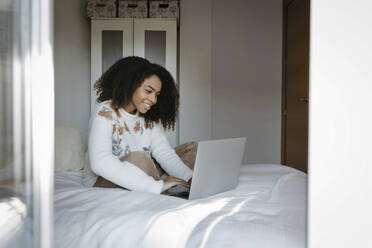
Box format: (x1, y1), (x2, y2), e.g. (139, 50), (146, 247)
(124, 74), (162, 114)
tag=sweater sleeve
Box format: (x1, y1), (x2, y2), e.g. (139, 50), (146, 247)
(151, 124), (193, 182)
(88, 109), (163, 194)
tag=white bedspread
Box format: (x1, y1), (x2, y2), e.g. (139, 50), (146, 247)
(54, 164), (307, 248)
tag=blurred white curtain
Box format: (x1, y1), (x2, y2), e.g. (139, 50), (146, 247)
(0, 0), (54, 247)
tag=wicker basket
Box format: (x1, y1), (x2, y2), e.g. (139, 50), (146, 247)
(118, 0), (148, 18)
(87, 0), (117, 18)
(149, 0), (179, 19)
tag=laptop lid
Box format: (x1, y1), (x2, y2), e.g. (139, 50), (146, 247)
(188, 137), (246, 200)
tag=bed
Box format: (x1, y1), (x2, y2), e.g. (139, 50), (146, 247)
(54, 163), (307, 248)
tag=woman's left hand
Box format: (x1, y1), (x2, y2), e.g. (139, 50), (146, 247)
(161, 176), (190, 193)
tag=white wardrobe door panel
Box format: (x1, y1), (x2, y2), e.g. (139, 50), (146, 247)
(145, 30), (166, 68)
(133, 19), (177, 82)
(91, 19), (133, 116)
(102, 31), (123, 73)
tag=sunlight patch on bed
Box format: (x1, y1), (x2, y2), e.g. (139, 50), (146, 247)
(141, 198), (233, 247)
(200, 198), (249, 247)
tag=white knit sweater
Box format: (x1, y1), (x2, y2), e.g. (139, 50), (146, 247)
(87, 101), (193, 194)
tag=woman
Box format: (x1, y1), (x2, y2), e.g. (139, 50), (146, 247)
(87, 56), (196, 194)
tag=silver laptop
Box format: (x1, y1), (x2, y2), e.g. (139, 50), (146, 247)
(166, 137), (246, 200)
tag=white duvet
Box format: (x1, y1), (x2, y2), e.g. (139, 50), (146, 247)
(54, 164), (307, 248)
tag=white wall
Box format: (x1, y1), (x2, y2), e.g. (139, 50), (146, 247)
(212, 0), (282, 164)
(179, 0), (212, 143)
(308, 1), (372, 247)
(54, 0), (90, 146)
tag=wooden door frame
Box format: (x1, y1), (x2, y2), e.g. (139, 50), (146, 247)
(281, 0), (310, 166)
(281, 0), (293, 165)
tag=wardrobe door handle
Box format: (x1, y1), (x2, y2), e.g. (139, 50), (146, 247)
(299, 97), (309, 103)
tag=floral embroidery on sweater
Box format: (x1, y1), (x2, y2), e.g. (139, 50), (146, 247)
(124, 121), (130, 133)
(124, 145), (131, 156)
(134, 121), (144, 135)
(97, 105), (124, 157)
(134, 121), (140, 132)
(112, 135), (123, 157)
(97, 102), (149, 158)
(118, 126), (123, 135)
(142, 146), (152, 155)
(113, 124), (123, 135)
(98, 109), (113, 121)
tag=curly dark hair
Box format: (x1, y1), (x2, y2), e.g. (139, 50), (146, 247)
(94, 56), (179, 130)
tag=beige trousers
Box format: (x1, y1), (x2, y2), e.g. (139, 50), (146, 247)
(94, 142), (197, 189)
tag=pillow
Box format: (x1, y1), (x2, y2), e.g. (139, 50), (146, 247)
(55, 125), (85, 172)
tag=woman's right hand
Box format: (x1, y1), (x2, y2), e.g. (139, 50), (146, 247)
(161, 176), (189, 193)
